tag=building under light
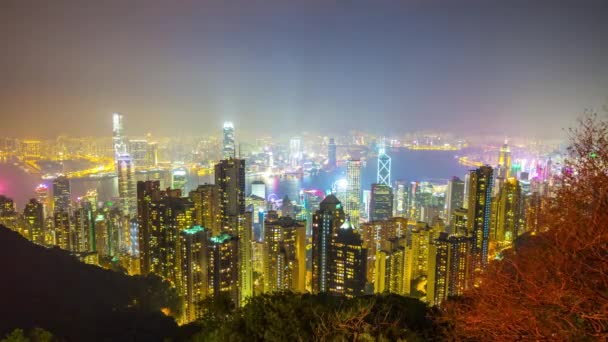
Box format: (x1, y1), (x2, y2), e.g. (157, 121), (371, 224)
(345, 159), (361, 227)
(377, 143), (391, 186)
(222, 121), (235, 159)
(311, 195), (345, 294)
(467, 165), (494, 285)
(329, 219), (368, 298)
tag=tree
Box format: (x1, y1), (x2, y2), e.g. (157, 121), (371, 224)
(440, 113), (608, 340)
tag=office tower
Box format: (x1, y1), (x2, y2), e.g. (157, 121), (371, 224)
(327, 137), (337, 169)
(289, 137), (302, 168)
(428, 232), (472, 305)
(497, 140), (512, 178)
(35, 184), (51, 218)
(208, 233), (239, 305)
(23, 199), (44, 244)
(467, 166), (494, 284)
(171, 168), (188, 194)
(180, 226), (210, 323)
(492, 178), (522, 249)
(116, 154), (137, 218)
(189, 184), (222, 235)
(222, 121), (236, 159)
(263, 214), (307, 293)
(345, 159), (361, 227)
(404, 222), (442, 296)
(215, 158), (246, 232)
(302, 190), (324, 237)
(311, 195), (345, 294)
(129, 139), (149, 168)
(329, 220), (368, 298)
(374, 238), (406, 294)
(393, 180), (407, 217)
(52, 176), (71, 213)
(370, 183), (393, 222)
(445, 177), (465, 226)
(377, 143), (391, 186)
(251, 180), (266, 200)
(112, 112), (127, 156)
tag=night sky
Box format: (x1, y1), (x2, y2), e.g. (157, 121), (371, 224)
(1, 0), (607, 139)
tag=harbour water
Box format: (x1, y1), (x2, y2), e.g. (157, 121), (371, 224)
(0, 148), (470, 210)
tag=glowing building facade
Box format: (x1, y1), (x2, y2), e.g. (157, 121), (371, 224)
(370, 183), (393, 222)
(467, 166), (494, 285)
(180, 226), (210, 323)
(222, 121), (235, 159)
(189, 184), (222, 235)
(377, 144), (391, 186)
(311, 195), (345, 294)
(345, 159), (361, 227)
(329, 220), (367, 298)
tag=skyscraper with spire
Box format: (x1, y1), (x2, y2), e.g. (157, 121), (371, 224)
(113, 113), (136, 218)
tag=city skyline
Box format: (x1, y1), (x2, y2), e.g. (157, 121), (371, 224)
(2, 0), (607, 139)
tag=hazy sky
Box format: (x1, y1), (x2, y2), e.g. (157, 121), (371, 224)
(1, 0), (607, 139)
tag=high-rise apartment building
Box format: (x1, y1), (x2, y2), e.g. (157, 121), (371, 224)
(52, 176), (71, 214)
(467, 166), (494, 285)
(492, 177), (521, 250)
(23, 199), (44, 244)
(180, 225), (210, 323)
(189, 184), (222, 235)
(329, 220), (368, 298)
(263, 214), (306, 293)
(311, 195), (345, 294)
(445, 177), (464, 226)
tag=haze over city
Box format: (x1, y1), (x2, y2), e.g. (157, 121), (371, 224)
(2, 0), (607, 139)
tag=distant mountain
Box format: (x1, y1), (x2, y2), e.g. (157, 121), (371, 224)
(0, 226), (179, 341)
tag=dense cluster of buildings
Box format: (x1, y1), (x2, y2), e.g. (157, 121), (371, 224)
(0, 115), (554, 324)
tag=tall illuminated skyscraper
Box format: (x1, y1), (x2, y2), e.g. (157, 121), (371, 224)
(116, 154), (136, 218)
(370, 183), (393, 222)
(23, 199), (44, 244)
(180, 225), (210, 323)
(53, 176), (71, 214)
(223, 121), (235, 159)
(208, 233), (239, 305)
(445, 177), (465, 226)
(329, 219), (367, 298)
(263, 214), (307, 293)
(189, 184), (222, 235)
(377, 143), (391, 186)
(327, 138), (337, 169)
(171, 168), (188, 194)
(428, 232), (472, 305)
(311, 195), (345, 294)
(393, 180), (407, 217)
(492, 177), (521, 249)
(345, 159), (361, 227)
(251, 180), (266, 200)
(35, 184), (51, 218)
(112, 112), (127, 157)
(215, 158), (246, 231)
(467, 165), (494, 284)
(497, 140), (512, 178)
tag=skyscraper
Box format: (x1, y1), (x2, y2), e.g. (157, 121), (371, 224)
(377, 144), (391, 186)
(311, 195), (345, 294)
(116, 154), (137, 217)
(329, 219), (368, 298)
(393, 180), (407, 217)
(327, 137), (337, 169)
(52, 176), (71, 214)
(467, 165), (494, 285)
(215, 158), (246, 232)
(112, 112), (127, 157)
(263, 214), (307, 293)
(23, 199), (44, 244)
(427, 232), (472, 305)
(345, 159), (361, 227)
(492, 177), (522, 250)
(208, 233), (239, 305)
(180, 225), (210, 323)
(370, 183), (393, 222)
(497, 140), (512, 178)
(251, 180), (266, 200)
(189, 184), (222, 235)
(445, 177), (465, 226)
(35, 184), (51, 218)
(289, 137), (302, 168)
(222, 121), (235, 159)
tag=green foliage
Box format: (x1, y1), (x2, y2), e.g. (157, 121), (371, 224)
(184, 292), (439, 341)
(1, 328), (54, 342)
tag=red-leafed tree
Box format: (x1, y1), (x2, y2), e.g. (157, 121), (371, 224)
(440, 113), (608, 340)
